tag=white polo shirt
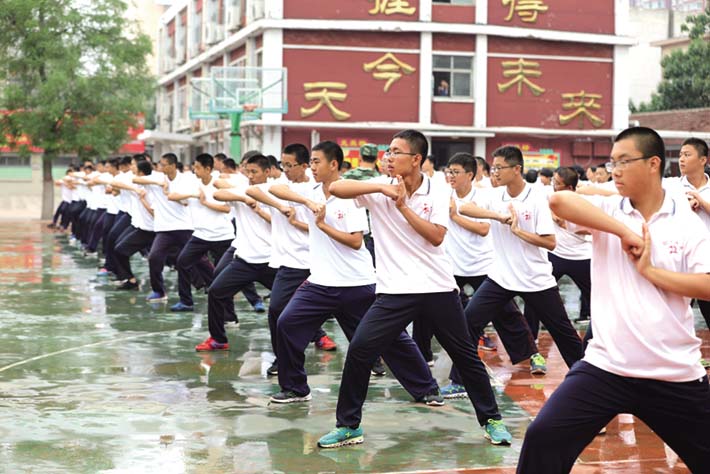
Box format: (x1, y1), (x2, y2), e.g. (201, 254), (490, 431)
(291, 182), (374, 287)
(483, 183), (557, 292)
(89, 171), (105, 210)
(229, 182), (271, 264)
(60, 180), (72, 203)
(184, 177), (235, 242)
(260, 181), (311, 270)
(114, 171), (134, 214)
(576, 194), (710, 382)
(664, 175), (710, 231)
(445, 187), (494, 277)
(131, 183), (154, 232)
(547, 191), (592, 261)
(148, 172), (194, 232)
(355, 174), (457, 294)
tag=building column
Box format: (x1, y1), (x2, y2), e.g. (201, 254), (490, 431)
(419, 32), (433, 126)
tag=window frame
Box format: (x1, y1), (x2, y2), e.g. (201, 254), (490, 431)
(432, 52), (476, 103)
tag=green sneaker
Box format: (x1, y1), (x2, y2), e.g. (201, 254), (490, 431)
(484, 419), (512, 445)
(318, 427), (364, 448)
(701, 359), (710, 370)
(440, 383), (468, 399)
(530, 353), (547, 375)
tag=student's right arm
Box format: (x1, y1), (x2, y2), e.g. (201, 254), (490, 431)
(246, 186), (291, 215)
(269, 184), (320, 213)
(458, 202), (511, 224)
(213, 189), (247, 203)
(329, 180), (396, 200)
(549, 191), (643, 257)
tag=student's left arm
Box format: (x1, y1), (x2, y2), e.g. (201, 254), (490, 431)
(133, 176), (164, 186)
(633, 223), (710, 300)
(393, 178), (446, 246)
(686, 190), (710, 214)
(509, 203), (556, 251)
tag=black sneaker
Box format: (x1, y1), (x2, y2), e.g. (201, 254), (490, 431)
(270, 390), (312, 404)
(116, 280), (139, 291)
(417, 389), (445, 407)
(371, 357), (386, 377)
(267, 360), (278, 376)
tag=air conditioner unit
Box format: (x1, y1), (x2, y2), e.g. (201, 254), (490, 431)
(226, 0), (241, 31)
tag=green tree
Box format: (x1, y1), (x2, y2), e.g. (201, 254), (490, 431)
(0, 0), (154, 218)
(638, 7), (710, 112)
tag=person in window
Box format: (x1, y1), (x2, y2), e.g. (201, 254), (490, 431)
(436, 79), (450, 97)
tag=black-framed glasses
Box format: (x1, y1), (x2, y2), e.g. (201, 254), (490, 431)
(491, 164), (518, 172)
(605, 155), (653, 172)
(383, 150), (417, 158)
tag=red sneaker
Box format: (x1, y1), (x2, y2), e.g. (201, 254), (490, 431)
(315, 335), (337, 351)
(195, 337), (229, 352)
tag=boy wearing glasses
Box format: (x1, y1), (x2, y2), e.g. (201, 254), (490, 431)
(324, 130), (512, 448)
(245, 143), (337, 378)
(457, 146), (583, 375)
(517, 127), (710, 473)
(267, 140), (441, 408)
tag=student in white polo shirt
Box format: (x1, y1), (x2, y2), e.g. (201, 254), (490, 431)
(195, 153), (277, 352)
(246, 143), (337, 377)
(323, 130), (512, 448)
(432, 153), (541, 399)
(457, 146), (584, 376)
(524, 167), (592, 343)
(268, 140), (441, 412)
(133, 153), (202, 305)
(517, 127), (710, 474)
(170, 153), (236, 312)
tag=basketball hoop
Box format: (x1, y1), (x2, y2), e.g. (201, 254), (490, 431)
(243, 104), (258, 113)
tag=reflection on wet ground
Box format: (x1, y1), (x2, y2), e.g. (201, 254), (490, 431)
(0, 222), (704, 473)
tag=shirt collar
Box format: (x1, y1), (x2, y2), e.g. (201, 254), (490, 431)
(389, 173), (431, 196)
(502, 182), (532, 202)
(620, 191), (676, 217)
(681, 174), (710, 191)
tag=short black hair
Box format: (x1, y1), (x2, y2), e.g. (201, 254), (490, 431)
(176, 162), (184, 172)
(614, 126), (665, 178)
(119, 156), (132, 167)
(223, 158), (237, 171)
(555, 167), (579, 189)
(214, 153), (228, 162)
(340, 161), (352, 171)
(108, 158), (119, 169)
(161, 153), (178, 166)
(132, 153), (147, 162)
(492, 145), (524, 174)
(524, 169), (538, 184)
(589, 166), (597, 173)
(242, 150), (263, 163)
(283, 143), (310, 165)
(539, 167), (554, 178)
(246, 153), (270, 171)
(267, 155), (281, 170)
(682, 137), (709, 159)
(474, 156), (490, 175)
(312, 141), (344, 168)
(393, 129), (428, 163)
(195, 153), (214, 170)
(136, 160), (152, 176)
(447, 152), (477, 178)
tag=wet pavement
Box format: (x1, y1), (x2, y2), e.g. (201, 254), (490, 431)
(0, 221), (703, 473)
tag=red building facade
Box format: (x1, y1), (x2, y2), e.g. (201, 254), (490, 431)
(153, 0), (632, 170)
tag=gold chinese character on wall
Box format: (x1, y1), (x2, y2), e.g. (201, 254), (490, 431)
(300, 82), (351, 121)
(369, 0), (416, 16)
(559, 91), (605, 128)
(363, 53), (416, 92)
(497, 58), (546, 96)
(502, 0), (549, 23)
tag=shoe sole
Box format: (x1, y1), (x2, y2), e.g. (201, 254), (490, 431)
(266, 371), (278, 376)
(371, 371), (386, 376)
(317, 346), (337, 351)
(424, 400), (445, 407)
(478, 346), (497, 352)
(442, 393), (469, 400)
(170, 307), (194, 312)
(484, 433), (512, 446)
(318, 436), (364, 449)
(530, 368), (547, 375)
(147, 297), (168, 303)
(270, 393), (312, 404)
(195, 346), (229, 352)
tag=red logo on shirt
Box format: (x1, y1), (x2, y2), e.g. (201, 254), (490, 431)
(336, 210), (345, 220)
(521, 210), (532, 221)
(421, 203), (432, 215)
(663, 240), (682, 255)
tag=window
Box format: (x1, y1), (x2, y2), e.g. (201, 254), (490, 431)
(432, 54), (473, 99)
(433, 0), (475, 4)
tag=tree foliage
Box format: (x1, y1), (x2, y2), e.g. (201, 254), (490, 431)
(0, 0), (154, 158)
(637, 7), (710, 112)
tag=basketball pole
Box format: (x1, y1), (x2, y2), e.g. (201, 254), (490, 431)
(229, 111), (243, 162)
